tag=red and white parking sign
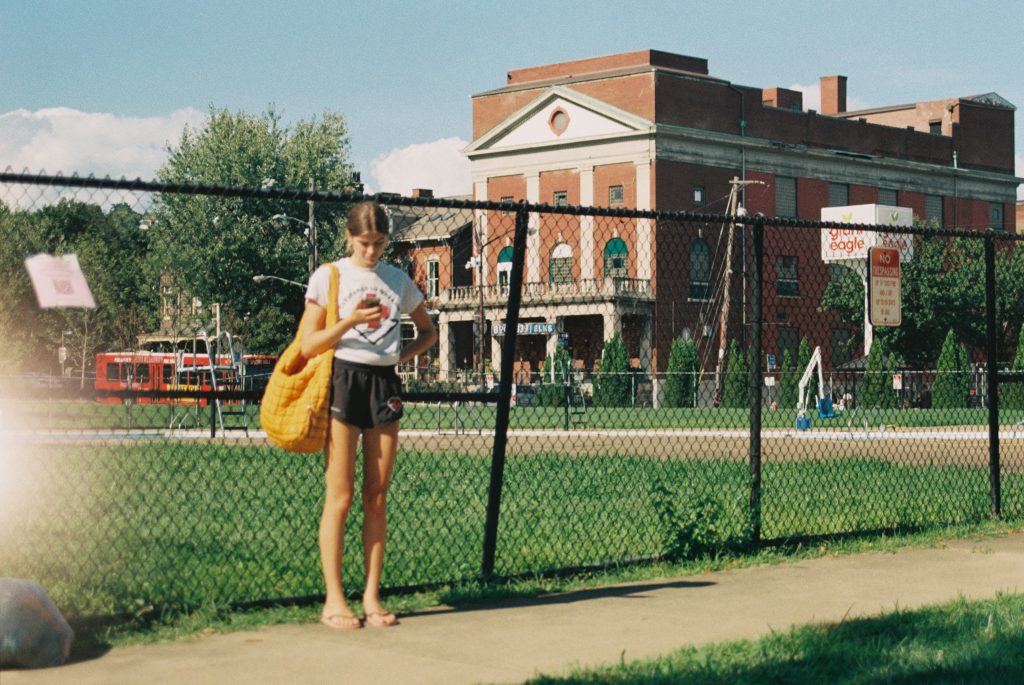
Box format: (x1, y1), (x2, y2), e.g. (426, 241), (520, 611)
(868, 247), (901, 327)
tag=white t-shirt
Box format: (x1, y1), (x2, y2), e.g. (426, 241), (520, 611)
(305, 257), (424, 366)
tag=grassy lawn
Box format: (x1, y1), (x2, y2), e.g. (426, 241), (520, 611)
(3, 439), (1020, 623)
(7, 396), (1022, 432)
(527, 592), (1024, 684)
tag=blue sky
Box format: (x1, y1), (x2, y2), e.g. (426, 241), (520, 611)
(2, 0), (1021, 198)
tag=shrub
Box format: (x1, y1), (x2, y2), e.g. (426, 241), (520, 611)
(932, 328), (969, 409)
(593, 333), (631, 407)
(797, 338), (818, 407)
(721, 339), (749, 409)
(779, 349), (797, 410)
(860, 338), (896, 409)
(663, 337), (697, 408)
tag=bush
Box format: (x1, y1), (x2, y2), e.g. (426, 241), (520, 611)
(593, 333), (631, 407)
(721, 339), (749, 409)
(652, 478), (745, 561)
(779, 349), (797, 410)
(663, 337), (697, 408)
(797, 338), (817, 407)
(932, 328), (969, 409)
(860, 338), (897, 409)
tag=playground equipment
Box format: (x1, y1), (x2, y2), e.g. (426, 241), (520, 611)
(795, 346), (839, 430)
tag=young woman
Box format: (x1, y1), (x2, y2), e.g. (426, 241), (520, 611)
(299, 200), (437, 630)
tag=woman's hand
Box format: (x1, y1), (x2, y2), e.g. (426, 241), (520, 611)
(348, 297), (382, 327)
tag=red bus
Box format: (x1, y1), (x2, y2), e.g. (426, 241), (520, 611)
(94, 351), (276, 404)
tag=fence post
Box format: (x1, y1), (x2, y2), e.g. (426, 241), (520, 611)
(481, 204), (529, 578)
(748, 218), (764, 546)
(984, 236), (1001, 517)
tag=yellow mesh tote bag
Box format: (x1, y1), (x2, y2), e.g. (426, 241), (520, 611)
(259, 263), (338, 452)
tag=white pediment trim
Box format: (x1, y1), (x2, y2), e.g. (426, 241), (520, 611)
(464, 86), (654, 155)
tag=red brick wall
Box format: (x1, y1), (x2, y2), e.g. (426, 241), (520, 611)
(485, 175), (526, 281)
(539, 169), (580, 282)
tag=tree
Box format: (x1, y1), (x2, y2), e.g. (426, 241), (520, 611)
(593, 333), (631, 407)
(860, 339), (896, 409)
(796, 338), (818, 409)
(1004, 323), (1024, 411)
(0, 199), (158, 377)
(821, 230), (1024, 370)
(932, 329), (969, 410)
(151, 106), (358, 353)
(664, 337), (697, 408)
(779, 349), (798, 410)
(537, 346), (572, 407)
(721, 339), (749, 409)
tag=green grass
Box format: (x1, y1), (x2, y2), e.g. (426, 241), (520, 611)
(527, 592), (1024, 684)
(9, 397), (1022, 432)
(3, 439), (1021, 624)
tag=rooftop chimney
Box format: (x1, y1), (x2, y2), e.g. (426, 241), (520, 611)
(411, 188), (433, 198)
(820, 75), (847, 115)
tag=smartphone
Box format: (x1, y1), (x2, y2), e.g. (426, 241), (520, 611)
(363, 293), (380, 329)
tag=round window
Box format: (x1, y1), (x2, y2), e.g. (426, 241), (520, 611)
(549, 108), (569, 135)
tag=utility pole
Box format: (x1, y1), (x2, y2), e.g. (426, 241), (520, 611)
(714, 177), (763, 401)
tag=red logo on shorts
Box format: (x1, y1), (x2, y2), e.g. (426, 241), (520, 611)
(386, 397), (403, 414)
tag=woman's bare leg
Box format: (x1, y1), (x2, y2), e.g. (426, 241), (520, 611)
(319, 418), (360, 628)
(360, 419), (399, 625)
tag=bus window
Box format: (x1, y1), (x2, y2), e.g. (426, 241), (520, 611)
(162, 363), (174, 384)
(135, 365), (150, 383)
(106, 363), (122, 382)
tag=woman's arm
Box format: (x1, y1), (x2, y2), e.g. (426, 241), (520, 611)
(298, 299), (380, 359)
(398, 302), (438, 365)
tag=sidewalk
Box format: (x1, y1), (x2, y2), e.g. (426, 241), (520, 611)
(6, 534), (1023, 685)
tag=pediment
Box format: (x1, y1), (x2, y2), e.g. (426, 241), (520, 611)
(465, 86), (653, 154)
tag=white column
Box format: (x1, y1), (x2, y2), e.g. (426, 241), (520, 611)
(579, 166), (595, 282)
(438, 314), (453, 381)
(490, 321), (502, 379)
(641, 315), (655, 406)
(602, 308), (622, 341)
(526, 173), (541, 284)
(474, 180), (489, 282)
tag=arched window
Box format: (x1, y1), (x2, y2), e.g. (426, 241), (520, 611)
(603, 237), (628, 278)
(690, 239), (710, 299)
(497, 246), (513, 294)
(549, 243), (574, 284)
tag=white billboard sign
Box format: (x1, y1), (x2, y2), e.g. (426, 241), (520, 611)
(820, 204), (914, 263)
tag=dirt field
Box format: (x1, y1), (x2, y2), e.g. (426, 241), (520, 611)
(399, 428), (1024, 472)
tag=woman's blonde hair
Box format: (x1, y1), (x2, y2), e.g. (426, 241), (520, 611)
(346, 200), (390, 236)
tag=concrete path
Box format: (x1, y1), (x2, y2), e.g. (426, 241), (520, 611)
(6, 534), (1023, 685)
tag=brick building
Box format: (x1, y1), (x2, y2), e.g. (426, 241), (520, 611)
(398, 49), (1019, 384)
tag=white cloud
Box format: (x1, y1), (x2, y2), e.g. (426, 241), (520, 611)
(0, 107), (206, 179)
(369, 137), (471, 198)
(787, 83), (870, 113)
(0, 106), (206, 210)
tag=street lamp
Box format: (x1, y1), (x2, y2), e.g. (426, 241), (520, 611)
(271, 213), (317, 275)
(253, 274), (306, 289)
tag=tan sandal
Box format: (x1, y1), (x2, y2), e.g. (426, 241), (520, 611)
(320, 613), (363, 631)
(362, 610), (398, 628)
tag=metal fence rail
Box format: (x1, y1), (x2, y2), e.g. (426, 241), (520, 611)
(2, 171), (1023, 620)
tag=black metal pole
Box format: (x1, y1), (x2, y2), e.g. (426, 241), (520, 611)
(748, 220), (764, 546)
(481, 205), (530, 578)
(984, 237), (1001, 517)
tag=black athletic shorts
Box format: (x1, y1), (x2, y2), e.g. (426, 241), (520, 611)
(330, 359), (404, 429)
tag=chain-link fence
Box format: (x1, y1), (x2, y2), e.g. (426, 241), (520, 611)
(2, 172), (1022, 620)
